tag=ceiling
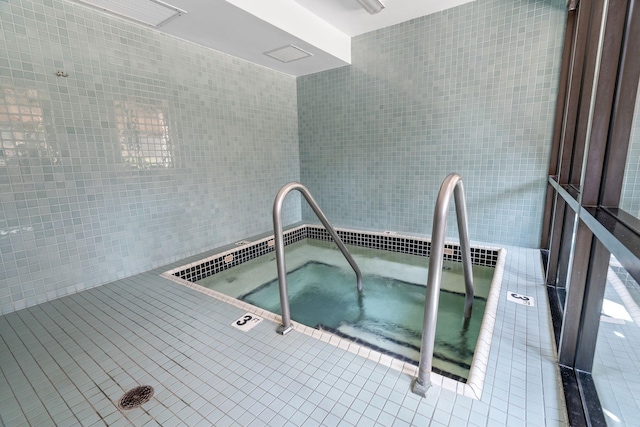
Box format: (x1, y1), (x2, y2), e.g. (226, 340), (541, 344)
(79, 0), (477, 77)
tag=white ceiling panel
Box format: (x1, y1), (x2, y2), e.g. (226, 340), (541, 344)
(73, 0), (478, 76)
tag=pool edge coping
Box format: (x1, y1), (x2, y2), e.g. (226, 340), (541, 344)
(464, 246), (507, 399)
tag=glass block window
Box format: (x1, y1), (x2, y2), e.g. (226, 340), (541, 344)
(0, 87), (54, 166)
(115, 101), (172, 169)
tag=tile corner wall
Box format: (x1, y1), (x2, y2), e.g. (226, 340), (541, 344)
(0, 0), (570, 314)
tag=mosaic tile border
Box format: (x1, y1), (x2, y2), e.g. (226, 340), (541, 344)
(163, 224), (506, 399)
(168, 224), (500, 284)
(307, 227), (499, 266)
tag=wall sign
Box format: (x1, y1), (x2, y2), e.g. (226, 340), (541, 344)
(507, 291), (535, 306)
(231, 313), (263, 331)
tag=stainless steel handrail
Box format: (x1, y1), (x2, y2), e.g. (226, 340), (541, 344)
(273, 182), (363, 335)
(412, 173), (475, 396)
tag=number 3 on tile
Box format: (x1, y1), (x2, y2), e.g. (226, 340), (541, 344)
(232, 313), (263, 331)
(235, 315), (252, 326)
(507, 291), (535, 306)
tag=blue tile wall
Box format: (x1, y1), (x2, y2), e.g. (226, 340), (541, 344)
(298, 0), (566, 247)
(0, 0), (569, 313)
(0, 0), (301, 314)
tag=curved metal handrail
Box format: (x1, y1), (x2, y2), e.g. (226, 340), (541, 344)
(412, 173), (475, 396)
(273, 182), (363, 335)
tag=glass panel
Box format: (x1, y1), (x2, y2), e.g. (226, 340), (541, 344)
(592, 257), (640, 425)
(558, 206), (578, 298)
(620, 80), (640, 218)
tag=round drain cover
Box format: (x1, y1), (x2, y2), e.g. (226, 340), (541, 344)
(118, 385), (154, 410)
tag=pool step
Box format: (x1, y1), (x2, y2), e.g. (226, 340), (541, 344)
(318, 321), (472, 380)
(317, 323), (419, 366)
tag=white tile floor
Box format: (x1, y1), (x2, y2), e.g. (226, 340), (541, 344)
(592, 267), (640, 427)
(0, 245), (567, 426)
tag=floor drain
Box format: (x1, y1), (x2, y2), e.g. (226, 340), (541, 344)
(118, 385), (154, 410)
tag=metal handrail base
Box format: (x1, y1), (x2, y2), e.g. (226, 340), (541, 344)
(411, 378), (430, 398)
(273, 182), (363, 335)
(411, 173), (475, 395)
(276, 325), (293, 336)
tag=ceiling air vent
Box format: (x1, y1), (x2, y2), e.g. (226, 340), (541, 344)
(74, 0), (186, 27)
(264, 45), (313, 63)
